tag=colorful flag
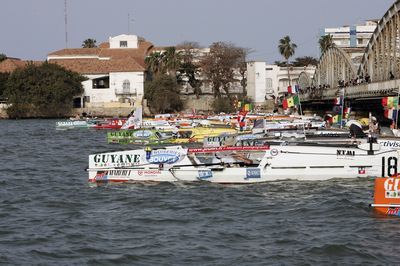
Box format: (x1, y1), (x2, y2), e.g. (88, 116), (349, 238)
(343, 107), (351, 119)
(394, 97), (399, 108)
(288, 85), (299, 94)
(282, 99), (289, 109)
(287, 97), (294, 107)
(293, 95), (300, 105)
(382, 97), (388, 107)
(388, 97), (394, 108)
(237, 110), (248, 122)
(385, 108), (397, 120)
(332, 114), (342, 123)
(334, 97), (343, 105)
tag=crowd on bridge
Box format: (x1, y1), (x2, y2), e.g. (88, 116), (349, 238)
(337, 74), (371, 88)
(299, 84), (331, 98)
(298, 74), (375, 97)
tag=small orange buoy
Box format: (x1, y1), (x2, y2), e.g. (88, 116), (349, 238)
(371, 175), (400, 216)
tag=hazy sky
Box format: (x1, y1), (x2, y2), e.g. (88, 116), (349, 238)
(0, 0), (395, 62)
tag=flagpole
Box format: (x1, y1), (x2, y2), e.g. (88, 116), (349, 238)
(294, 85), (306, 139)
(297, 91), (304, 116)
(340, 88), (345, 129)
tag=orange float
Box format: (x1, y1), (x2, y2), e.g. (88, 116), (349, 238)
(371, 175), (400, 216)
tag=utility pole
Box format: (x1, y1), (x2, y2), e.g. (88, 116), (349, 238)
(128, 13), (135, 34)
(64, 0), (68, 48)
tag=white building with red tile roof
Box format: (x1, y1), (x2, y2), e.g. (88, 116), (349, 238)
(47, 34), (153, 109)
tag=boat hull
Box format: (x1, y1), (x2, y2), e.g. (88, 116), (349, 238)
(88, 144), (400, 184)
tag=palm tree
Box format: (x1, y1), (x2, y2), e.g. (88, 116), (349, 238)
(82, 38), (97, 48)
(319, 34), (335, 55)
(145, 52), (164, 78)
(163, 47), (182, 77)
(278, 36), (297, 86)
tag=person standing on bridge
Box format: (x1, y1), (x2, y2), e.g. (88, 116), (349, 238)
(365, 74), (371, 83)
(390, 71), (395, 80)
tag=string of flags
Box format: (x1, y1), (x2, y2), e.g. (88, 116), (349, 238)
(282, 95), (300, 109)
(282, 85), (301, 110)
(329, 108), (351, 124)
(382, 96), (399, 109)
(384, 108), (398, 120)
(382, 96), (399, 121)
(234, 100), (254, 112)
(287, 85), (299, 94)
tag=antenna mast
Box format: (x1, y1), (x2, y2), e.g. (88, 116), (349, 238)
(64, 0), (68, 48)
(128, 13), (135, 35)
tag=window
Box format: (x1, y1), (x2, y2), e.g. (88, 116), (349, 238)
(123, 80), (130, 94)
(120, 41), (128, 48)
(92, 76), (110, 89)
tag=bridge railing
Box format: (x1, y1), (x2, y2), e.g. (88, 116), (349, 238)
(301, 79), (400, 101)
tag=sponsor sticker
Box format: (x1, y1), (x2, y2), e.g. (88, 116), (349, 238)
(93, 153), (141, 167)
(198, 169), (213, 179)
(147, 150), (184, 164)
(379, 140), (400, 149)
(137, 170), (162, 176)
(387, 207), (400, 216)
(134, 130), (152, 138)
(270, 148), (279, 156)
(95, 171), (108, 181)
(246, 168), (261, 179)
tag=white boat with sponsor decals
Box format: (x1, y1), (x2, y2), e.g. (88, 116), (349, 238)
(87, 138), (400, 184)
(56, 119), (99, 129)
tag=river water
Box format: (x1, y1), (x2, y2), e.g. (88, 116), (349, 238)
(1, 119), (400, 265)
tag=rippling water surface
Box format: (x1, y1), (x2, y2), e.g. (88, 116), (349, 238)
(1, 119), (400, 265)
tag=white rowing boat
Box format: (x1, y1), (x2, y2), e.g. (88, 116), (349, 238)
(87, 139), (400, 184)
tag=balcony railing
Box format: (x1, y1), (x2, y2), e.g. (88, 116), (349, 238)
(115, 88), (137, 95)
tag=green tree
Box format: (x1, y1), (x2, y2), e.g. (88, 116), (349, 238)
(278, 36), (297, 86)
(0, 72), (9, 98)
(144, 74), (183, 113)
(238, 48), (251, 97)
(200, 42), (247, 98)
(211, 97), (235, 113)
(0, 53), (6, 62)
(274, 61), (287, 67)
(145, 47), (182, 78)
(292, 56), (319, 67)
(176, 42), (202, 98)
(319, 34), (334, 55)
(163, 47), (181, 77)
(145, 51), (164, 78)
(4, 62), (86, 118)
(82, 38), (97, 48)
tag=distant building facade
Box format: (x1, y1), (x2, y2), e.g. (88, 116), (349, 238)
(47, 34), (153, 109)
(246, 61), (315, 105)
(322, 20), (378, 64)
